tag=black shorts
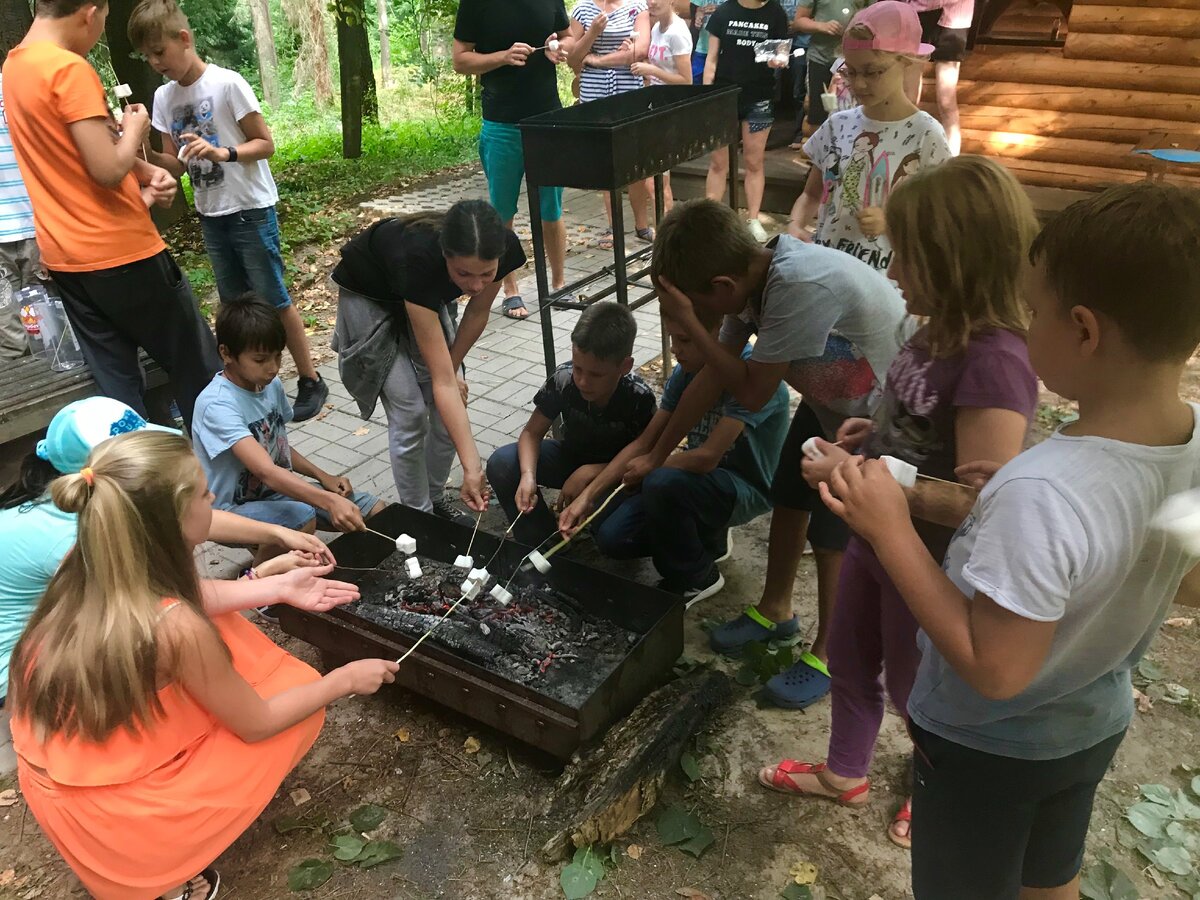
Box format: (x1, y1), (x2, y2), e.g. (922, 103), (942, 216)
(769, 402), (851, 551)
(918, 9), (968, 63)
(910, 722), (1127, 898)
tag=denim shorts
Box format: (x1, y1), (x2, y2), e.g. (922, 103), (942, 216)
(224, 489), (380, 531)
(479, 119), (564, 224)
(738, 98), (775, 134)
(199, 206), (292, 309)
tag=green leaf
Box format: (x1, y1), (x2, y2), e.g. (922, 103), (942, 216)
(678, 826), (715, 858)
(287, 859), (334, 892)
(560, 861), (599, 899)
(1079, 860), (1139, 900)
(1176, 790), (1200, 820)
(680, 752), (702, 783)
(348, 803), (388, 832)
(1192, 775), (1200, 799)
(781, 885), (814, 900)
(656, 805), (702, 845)
(571, 846), (606, 883)
(275, 815), (318, 834)
(1127, 801), (1171, 838)
(1138, 659), (1165, 682)
(1167, 822), (1200, 854)
(735, 666), (759, 687)
(1142, 784), (1175, 806)
(330, 834), (366, 861)
(1151, 845), (1194, 876)
(356, 840), (404, 869)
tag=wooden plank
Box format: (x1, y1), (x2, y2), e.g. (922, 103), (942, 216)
(1069, 5), (1200, 38)
(963, 49), (1200, 96)
(1070, 0), (1200, 9)
(961, 129), (1200, 179)
(1064, 32), (1200, 67)
(954, 79), (1200, 123)
(952, 104), (1200, 143)
(987, 156), (1147, 190)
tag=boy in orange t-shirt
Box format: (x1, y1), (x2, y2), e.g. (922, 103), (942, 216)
(3, 0), (219, 430)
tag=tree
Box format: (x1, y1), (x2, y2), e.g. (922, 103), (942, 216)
(1, 0), (33, 63)
(282, 0), (333, 107)
(246, 0), (280, 107)
(333, 0), (378, 159)
(378, 0), (390, 88)
(182, 0), (254, 75)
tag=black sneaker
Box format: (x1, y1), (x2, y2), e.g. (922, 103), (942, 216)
(431, 496), (476, 527)
(661, 567), (726, 610)
(293, 374), (329, 422)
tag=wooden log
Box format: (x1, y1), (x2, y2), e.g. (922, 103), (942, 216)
(954, 80), (1200, 124)
(954, 104), (1200, 144)
(986, 156), (1150, 190)
(1071, 0), (1200, 9)
(1069, 5), (1200, 38)
(539, 668), (732, 862)
(961, 129), (1136, 170)
(1064, 32), (1200, 67)
(963, 50), (1200, 96)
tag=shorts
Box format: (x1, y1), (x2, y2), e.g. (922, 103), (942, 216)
(769, 401), (851, 551)
(737, 98), (775, 134)
(224, 489), (381, 531)
(910, 722), (1127, 898)
(918, 9), (968, 63)
(198, 206), (292, 310)
(479, 119), (564, 224)
(691, 51), (707, 84)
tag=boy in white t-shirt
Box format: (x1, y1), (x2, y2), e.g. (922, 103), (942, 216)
(129, 0), (328, 421)
(631, 0), (693, 209)
(0, 73), (38, 359)
(821, 184), (1200, 899)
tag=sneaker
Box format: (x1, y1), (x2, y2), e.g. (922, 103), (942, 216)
(708, 529), (733, 564)
(747, 218), (769, 243)
(253, 605), (281, 623)
(293, 374), (329, 422)
(431, 496), (476, 527)
(672, 566), (725, 610)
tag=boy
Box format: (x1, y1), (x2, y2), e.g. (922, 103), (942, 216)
(2, 0), (220, 429)
(487, 301), (657, 548)
(822, 183), (1200, 899)
(644, 198), (905, 708)
(128, 0), (328, 421)
(192, 294), (384, 560)
(561, 306), (790, 604)
(0, 73), (37, 359)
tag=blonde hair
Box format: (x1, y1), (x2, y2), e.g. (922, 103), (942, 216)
(842, 22), (927, 67)
(885, 155), (1039, 357)
(8, 431), (219, 743)
(127, 0), (190, 49)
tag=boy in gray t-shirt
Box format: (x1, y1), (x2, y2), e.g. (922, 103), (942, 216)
(820, 183), (1200, 899)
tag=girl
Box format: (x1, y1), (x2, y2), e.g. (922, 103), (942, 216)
(332, 201), (526, 522)
(787, 1), (950, 274)
(758, 156), (1041, 849)
(631, 0), (694, 210)
(7, 430), (398, 900)
(703, 0), (790, 243)
(568, 0), (655, 248)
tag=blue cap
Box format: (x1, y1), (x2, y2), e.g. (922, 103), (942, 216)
(36, 397), (181, 475)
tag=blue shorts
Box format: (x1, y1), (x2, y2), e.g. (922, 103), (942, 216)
(224, 488), (381, 531)
(479, 119), (564, 224)
(199, 205), (292, 309)
(738, 98), (775, 134)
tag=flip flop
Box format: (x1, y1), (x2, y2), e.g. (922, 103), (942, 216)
(635, 226), (655, 243)
(500, 295), (529, 319)
(163, 868), (221, 900)
(598, 228), (614, 251)
(763, 652), (832, 709)
(887, 798), (912, 850)
(758, 759), (870, 806)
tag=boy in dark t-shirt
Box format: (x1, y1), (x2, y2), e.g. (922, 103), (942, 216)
(487, 301), (657, 547)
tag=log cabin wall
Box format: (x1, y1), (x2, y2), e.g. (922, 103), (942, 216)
(934, 0), (1200, 190)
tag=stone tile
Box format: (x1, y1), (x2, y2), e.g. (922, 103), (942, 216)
(471, 396), (520, 421)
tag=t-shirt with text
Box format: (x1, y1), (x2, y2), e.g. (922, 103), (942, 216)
(0, 75), (35, 244)
(573, 1), (648, 100)
(705, 0), (790, 102)
(647, 17), (694, 84)
(804, 107), (950, 274)
(534, 364), (657, 465)
(152, 64), (279, 217)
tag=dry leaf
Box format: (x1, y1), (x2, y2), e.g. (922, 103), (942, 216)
(352, 426), (370, 437)
(463, 736), (481, 754)
(289, 788), (311, 806)
(1133, 686), (1153, 713)
(394, 728), (411, 743)
(0, 789), (17, 807)
(0, 869), (14, 886)
(626, 844), (643, 860)
(790, 861), (819, 885)
(675, 889), (711, 900)
(1165, 617), (1195, 628)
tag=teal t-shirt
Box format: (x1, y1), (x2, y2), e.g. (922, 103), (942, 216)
(660, 345), (790, 525)
(0, 500), (77, 697)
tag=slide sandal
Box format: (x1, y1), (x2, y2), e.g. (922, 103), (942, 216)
(500, 295), (529, 320)
(888, 798), (912, 850)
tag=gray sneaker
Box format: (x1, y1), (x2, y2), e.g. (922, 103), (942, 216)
(431, 496), (475, 527)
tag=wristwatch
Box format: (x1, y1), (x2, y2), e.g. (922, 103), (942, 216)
(226, 146), (239, 163)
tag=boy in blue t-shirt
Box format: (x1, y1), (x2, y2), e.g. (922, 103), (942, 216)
(562, 307), (790, 605)
(192, 295), (385, 556)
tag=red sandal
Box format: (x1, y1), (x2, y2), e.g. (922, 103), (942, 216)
(887, 797), (912, 850)
(757, 760), (870, 807)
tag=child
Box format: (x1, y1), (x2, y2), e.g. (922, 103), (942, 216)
(0, 72), (38, 359)
(562, 305), (790, 604)
(643, 198), (906, 708)
(2, 0), (220, 430)
(822, 182), (1200, 899)
(792, 0), (860, 131)
(192, 295), (385, 552)
(759, 156), (1040, 851)
(487, 301), (657, 548)
(129, 0), (328, 421)
(332, 201), (524, 523)
(703, 0), (790, 242)
(788, 1), (950, 276)
(630, 0), (693, 210)
(7, 430), (398, 899)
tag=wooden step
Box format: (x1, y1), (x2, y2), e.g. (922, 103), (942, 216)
(963, 49), (1200, 95)
(1069, 5), (1200, 38)
(1064, 32), (1200, 66)
(954, 79), (1200, 123)
(952, 104), (1200, 143)
(1070, 0), (1200, 9)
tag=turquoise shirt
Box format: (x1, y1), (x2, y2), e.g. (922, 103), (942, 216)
(0, 500), (77, 697)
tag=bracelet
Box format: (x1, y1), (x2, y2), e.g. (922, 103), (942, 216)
(241, 566), (257, 580)
(226, 146), (239, 163)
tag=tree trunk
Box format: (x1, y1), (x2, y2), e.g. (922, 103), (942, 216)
(0, 0), (32, 63)
(378, 0), (390, 88)
(336, 0), (378, 158)
(248, 0), (280, 107)
(283, 0), (334, 108)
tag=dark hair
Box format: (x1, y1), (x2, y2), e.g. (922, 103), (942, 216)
(1029, 183), (1200, 363)
(0, 454), (61, 510)
(392, 201), (509, 264)
(215, 293), (287, 358)
(652, 199), (760, 297)
(571, 301), (637, 362)
(36, 0), (106, 17)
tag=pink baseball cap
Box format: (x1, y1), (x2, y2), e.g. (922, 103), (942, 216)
(843, 1), (935, 57)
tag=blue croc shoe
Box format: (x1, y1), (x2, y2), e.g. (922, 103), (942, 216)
(709, 606), (800, 656)
(763, 652), (832, 710)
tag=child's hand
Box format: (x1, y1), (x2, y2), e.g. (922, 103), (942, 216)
(503, 42), (535, 67)
(820, 458), (911, 546)
(254, 549), (324, 578)
(821, 20), (844, 36)
(276, 564), (361, 612)
(140, 165), (177, 208)
(516, 472), (539, 514)
(801, 438), (852, 488)
(336, 659), (399, 698)
(787, 219), (813, 241)
(955, 460), (1003, 491)
(545, 34), (567, 64)
(325, 494), (366, 532)
(558, 495), (593, 538)
(320, 473), (352, 497)
(122, 103), (151, 143)
(857, 206), (886, 237)
(178, 133), (227, 164)
(835, 417), (874, 450)
(457, 376), (469, 405)
(630, 62), (649, 77)
(654, 276), (696, 323)
(271, 526), (335, 565)
(461, 468), (489, 512)
(558, 468), (595, 510)
(589, 11), (609, 33)
(622, 453), (656, 488)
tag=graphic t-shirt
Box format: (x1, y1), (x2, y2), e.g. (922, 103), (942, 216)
(660, 346), (790, 524)
(573, 1), (648, 100)
(805, 108), (950, 273)
(0, 75), (35, 244)
(454, 0), (571, 123)
(719, 235), (906, 437)
(647, 17), (694, 83)
(2, 42), (165, 272)
(705, 0), (790, 101)
(152, 64), (279, 217)
(909, 404), (1200, 760)
(192, 374), (294, 509)
(534, 364), (657, 465)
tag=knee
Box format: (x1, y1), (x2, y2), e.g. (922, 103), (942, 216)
(641, 468), (685, 511)
(744, 154), (765, 174)
(485, 445), (520, 489)
(592, 521), (622, 556)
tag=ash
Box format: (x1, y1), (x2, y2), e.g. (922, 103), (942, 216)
(345, 551), (641, 706)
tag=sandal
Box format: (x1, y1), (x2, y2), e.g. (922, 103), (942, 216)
(708, 605), (800, 657)
(762, 651), (832, 709)
(758, 760), (870, 806)
(635, 226), (655, 243)
(162, 868), (220, 900)
(500, 295), (529, 319)
(598, 228), (614, 251)
(888, 797), (912, 850)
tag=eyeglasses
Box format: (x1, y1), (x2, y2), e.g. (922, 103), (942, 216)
(839, 63), (897, 83)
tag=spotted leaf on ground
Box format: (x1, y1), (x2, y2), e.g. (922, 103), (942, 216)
(1150, 844), (1193, 876)
(1127, 801), (1171, 838)
(287, 859), (334, 892)
(560, 861), (599, 899)
(356, 840), (404, 869)
(348, 803), (388, 832)
(330, 834), (366, 861)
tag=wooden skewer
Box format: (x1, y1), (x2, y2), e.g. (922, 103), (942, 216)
(543, 482), (626, 561)
(464, 508), (485, 559)
(395, 592), (472, 666)
(364, 526), (396, 543)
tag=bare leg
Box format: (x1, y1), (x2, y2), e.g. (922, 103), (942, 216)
(663, 172), (675, 212)
(501, 217), (529, 317)
(628, 178), (653, 232)
(756, 506), (810, 622)
(601, 191), (614, 228)
(278, 303), (318, 381)
(741, 123), (771, 222)
(706, 145), (731, 203)
(904, 61), (924, 105)
(935, 60), (962, 156)
(809, 547), (843, 662)
(543, 219), (567, 291)
(1019, 877), (1080, 900)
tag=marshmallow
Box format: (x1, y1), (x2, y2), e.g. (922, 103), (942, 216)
(460, 579), (481, 600)
(490, 585), (513, 606)
(1153, 489), (1200, 555)
(793, 47), (806, 57)
(548, 38), (560, 52)
(821, 93), (838, 113)
(405, 557), (422, 578)
(468, 567), (490, 585)
(774, 52), (789, 65)
(177, 143), (189, 161)
(453, 554), (473, 570)
(801, 437), (824, 461)
(841, 7), (850, 13)
(114, 83), (133, 99)
(528, 550), (552, 574)
(395, 534), (417, 555)
(881, 455), (918, 488)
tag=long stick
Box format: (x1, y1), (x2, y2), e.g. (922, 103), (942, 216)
(543, 483), (625, 561)
(464, 508), (485, 559)
(395, 591), (472, 665)
(364, 526), (396, 543)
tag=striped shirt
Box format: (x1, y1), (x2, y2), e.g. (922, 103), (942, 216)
(572, 1), (648, 101)
(0, 75), (35, 244)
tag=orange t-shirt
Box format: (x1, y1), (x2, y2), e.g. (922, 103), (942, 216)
(2, 41), (165, 272)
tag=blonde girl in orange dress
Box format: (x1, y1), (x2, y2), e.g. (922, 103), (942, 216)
(7, 430), (400, 900)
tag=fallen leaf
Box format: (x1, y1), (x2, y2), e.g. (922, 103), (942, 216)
(0, 870), (14, 886)
(289, 788), (311, 806)
(626, 844), (643, 860)
(1133, 687), (1153, 713)
(394, 728), (411, 743)
(464, 736), (481, 754)
(0, 789), (18, 807)
(1165, 617), (1195, 628)
(352, 426), (370, 436)
(790, 861), (819, 885)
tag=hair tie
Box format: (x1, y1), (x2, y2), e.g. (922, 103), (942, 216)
(80, 467), (95, 487)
